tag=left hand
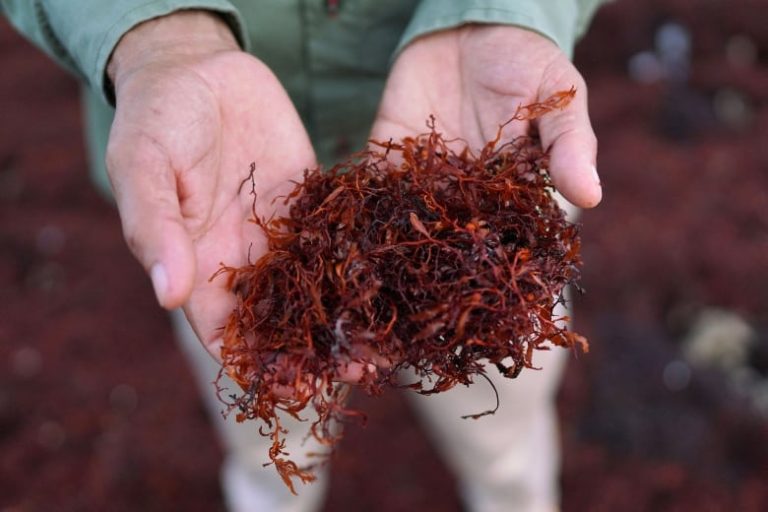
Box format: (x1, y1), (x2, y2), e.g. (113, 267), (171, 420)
(371, 25), (602, 208)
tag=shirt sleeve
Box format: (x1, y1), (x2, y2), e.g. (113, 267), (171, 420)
(0, 0), (249, 103)
(395, 0), (607, 60)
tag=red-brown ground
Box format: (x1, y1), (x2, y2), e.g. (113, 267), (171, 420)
(1, 1), (767, 511)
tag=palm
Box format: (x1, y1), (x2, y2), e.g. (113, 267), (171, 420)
(371, 26), (598, 207)
(108, 51), (316, 356)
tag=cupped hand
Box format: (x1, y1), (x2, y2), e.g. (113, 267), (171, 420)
(371, 25), (602, 208)
(106, 12), (316, 358)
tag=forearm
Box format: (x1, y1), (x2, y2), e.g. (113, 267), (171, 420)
(0, 0), (247, 103)
(108, 10), (239, 89)
(397, 0), (608, 59)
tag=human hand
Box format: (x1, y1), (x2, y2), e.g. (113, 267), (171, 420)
(107, 11), (386, 386)
(106, 11), (316, 358)
(371, 25), (602, 208)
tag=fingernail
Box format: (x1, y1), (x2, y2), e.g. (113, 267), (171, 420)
(208, 338), (225, 362)
(150, 263), (168, 305)
(590, 165), (601, 185)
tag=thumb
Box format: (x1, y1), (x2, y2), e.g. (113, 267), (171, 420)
(107, 150), (196, 309)
(536, 78), (601, 208)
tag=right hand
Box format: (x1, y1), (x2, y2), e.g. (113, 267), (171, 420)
(106, 11), (316, 359)
(106, 11), (384, 386)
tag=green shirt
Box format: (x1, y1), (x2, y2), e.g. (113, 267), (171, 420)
(1, 0), (605, 193)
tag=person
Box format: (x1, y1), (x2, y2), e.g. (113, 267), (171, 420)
(2, 1), (604, 510)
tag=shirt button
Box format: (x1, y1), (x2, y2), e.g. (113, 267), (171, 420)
(325, 0), (341, 17)
(334, 136), (351, 159)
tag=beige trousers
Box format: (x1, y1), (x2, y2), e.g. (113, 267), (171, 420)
(171, 303), (567, 512)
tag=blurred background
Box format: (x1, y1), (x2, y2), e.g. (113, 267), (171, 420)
(1, 1), (767, 510)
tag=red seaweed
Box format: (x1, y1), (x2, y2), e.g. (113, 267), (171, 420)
(213, 88), (587, 492)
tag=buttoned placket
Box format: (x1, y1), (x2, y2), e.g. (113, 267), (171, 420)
(324, 0), (341, 17)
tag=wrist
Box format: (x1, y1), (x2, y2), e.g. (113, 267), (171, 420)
(108, 10), (239, 85)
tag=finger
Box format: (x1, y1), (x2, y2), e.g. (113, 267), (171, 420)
(335, 361), (378, 384)
(107, 147), (196, 309)
(536, 77), (601, 208)
(335, 344), (393, 383)
(263, 351), (385, 400)
(182, 201), (256, 358)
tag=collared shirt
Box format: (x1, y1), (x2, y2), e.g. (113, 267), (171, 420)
(2, 0), (605, 192)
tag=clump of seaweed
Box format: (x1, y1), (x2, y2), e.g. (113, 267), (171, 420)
(213, 88), (587, 492)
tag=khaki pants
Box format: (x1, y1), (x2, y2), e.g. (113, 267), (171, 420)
(171, 303), (568, 512)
